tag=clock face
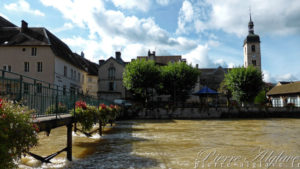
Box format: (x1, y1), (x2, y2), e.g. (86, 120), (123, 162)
(252, 54), (256, 58)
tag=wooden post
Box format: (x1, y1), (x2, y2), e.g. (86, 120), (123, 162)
(99, 120), (102, 136)
(67, 123), (72, 161)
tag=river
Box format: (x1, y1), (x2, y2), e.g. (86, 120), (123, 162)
(19, 119), (300, 169)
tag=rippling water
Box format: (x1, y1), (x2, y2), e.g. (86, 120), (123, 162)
(19, 119), (300, 169)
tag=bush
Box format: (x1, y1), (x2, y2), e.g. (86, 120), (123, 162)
(0, 98), (38, 168)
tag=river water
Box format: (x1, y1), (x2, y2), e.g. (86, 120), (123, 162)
(19, 119), (300, 169)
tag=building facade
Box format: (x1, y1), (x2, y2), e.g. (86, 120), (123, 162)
(0, 17), (98, 96)
(98, 52), (127, 101)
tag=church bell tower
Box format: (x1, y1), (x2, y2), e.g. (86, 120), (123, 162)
(243, 14), (261, 71)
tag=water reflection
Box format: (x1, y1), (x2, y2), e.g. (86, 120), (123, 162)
(19, 119), (300, 169)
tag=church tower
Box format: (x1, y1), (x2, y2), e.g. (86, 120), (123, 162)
(243, 14), (261, 71)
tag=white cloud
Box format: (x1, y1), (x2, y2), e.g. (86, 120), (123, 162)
(111, 0), (151, 12)
(263, 70), (298, 83)
(5, 0), (45, 16)
(176, 0), (194, 34)
(156, 0), (170, 6)
(178, 0), (300, 36)
(62, 36), (103, 62)
(52, 23), (74, 33)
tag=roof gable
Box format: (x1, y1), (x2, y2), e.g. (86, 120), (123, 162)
(267, 81), (300, 96)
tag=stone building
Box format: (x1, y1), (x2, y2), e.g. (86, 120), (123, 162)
(98, 52), (127, 101)
(137, 50), (184, 65)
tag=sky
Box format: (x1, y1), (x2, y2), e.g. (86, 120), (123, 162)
(0, 0), (300, 83)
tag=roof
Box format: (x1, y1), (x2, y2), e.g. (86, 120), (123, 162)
(267, 81), (300, 96)
(0, 16), (16, 27)
(244, 34), (260, 45)
(137, 55), (182, 65)
(99, 57), (126, 68)
(199, 66), (231, 75)
(73, 53), (98, 76)
(193, 86), (218, 95)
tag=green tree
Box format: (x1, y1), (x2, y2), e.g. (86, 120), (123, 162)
(160, 62), (199, 103)
(224, 66), (263, 105)
(218, 80), (232, 107)
(123, 59), (161, 103)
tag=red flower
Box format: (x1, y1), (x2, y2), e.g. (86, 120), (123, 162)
(109, 104), (115, 109)
(1, 114), (6, 119)
(76, 101), (87, 109)
(99, 103), (106, 110)
(32, 124), (39, 132)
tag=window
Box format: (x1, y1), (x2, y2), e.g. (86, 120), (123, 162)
(24, 83), (29, 94)
(74, 70), (76, 80)
(78, 72), (80, 81)
(288, 97), (298, 106)
(64, 66), (67, 77)
(108, 67), (116, 80)
(251, 45), (255, 52)
(37, 62), (42, 72)
(252, 60), (256, 66)
(3, 65), (11, 72)
(24, 62), (29, 72)
(63, 85), (66, 95)
(82, 75), (84, 82)
(31, 48), (37, 56)
(36, 83), (42, 93)
(109, 82), (115, 91)
(272, 98), (283, 107)
(88, 77), (92, 82)
(71, 69), (73, 79)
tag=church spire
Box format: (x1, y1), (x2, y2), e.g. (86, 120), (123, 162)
(248, 9), (254, 34)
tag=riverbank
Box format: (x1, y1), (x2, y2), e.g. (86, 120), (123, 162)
(125, 107), (300, 119)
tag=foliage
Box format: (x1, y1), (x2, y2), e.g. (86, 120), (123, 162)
(45, 102), (67, 114)
(218, 80), (232, 107)
(224, 66), (263, 105)
(254, 90), (267, 105)
(72, 101), (97, 131)
(160, 62), (199, 103)
(0, 99), (38, 169)
(123, 59), (161, 103)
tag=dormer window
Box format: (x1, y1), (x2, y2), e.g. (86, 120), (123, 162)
(251, 45), (255, 52)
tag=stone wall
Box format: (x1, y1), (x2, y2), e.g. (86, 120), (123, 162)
(123, 107), (300, 119)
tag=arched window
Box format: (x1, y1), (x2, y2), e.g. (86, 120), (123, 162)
(108, 67), (116, 80)
(251, 45), (255, 52)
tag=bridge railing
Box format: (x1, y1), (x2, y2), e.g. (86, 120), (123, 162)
(0, 69), (111, 117)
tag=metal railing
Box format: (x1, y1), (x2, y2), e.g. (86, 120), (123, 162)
(0, 69), (111, 117)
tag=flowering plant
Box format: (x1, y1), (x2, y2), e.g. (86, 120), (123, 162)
(72, 101), (97, 131)
(98, 103), (109, 123)
(0, 99), (38, 168)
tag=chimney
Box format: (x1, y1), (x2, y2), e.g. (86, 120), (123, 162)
(81, 51), (85, 58)
(153, 51), (156, 56)
(99, 59), (105, 65)
(21, 20), (28, 33)
(196, 64), (199, 69)
(148, 50), (151, 56)
(115, 51), (121, 60)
